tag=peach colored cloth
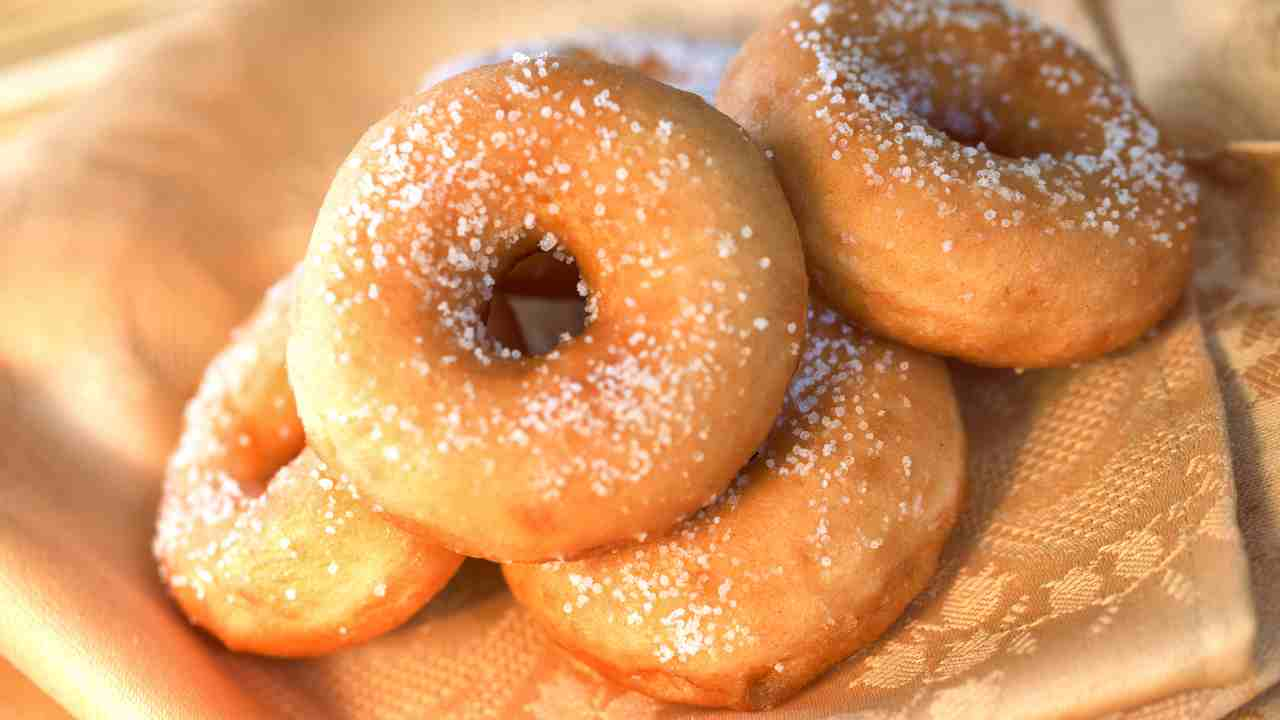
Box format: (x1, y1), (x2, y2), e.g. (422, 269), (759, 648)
(0, 1), (1276, 718)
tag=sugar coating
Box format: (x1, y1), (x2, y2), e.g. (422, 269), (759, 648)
(291, 56), (806, 560)
(506, 302), (964, 687)
(153, 271), (460, 653)
(419, 32), (737, 104)
(782, 0), (1196, 247)
(155, 272), (311, 600)
(154, 272), (373, 604)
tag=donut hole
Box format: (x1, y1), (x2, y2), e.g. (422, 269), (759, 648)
(485, 250), (587, 357)
(907, 54), (1082, 161)
(922, 103), (1055, 160)
(236, 425), (306, 497)
(928, 109), (991, 150)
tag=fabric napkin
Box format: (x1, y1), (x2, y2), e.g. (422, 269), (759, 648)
(0, 1), (1275, 718)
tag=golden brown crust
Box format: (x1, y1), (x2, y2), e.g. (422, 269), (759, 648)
(717, 0), (1198, 368)
(290, 57), (808, 562)
(154, 271), (462, 657)
(503, 302), (966, 709)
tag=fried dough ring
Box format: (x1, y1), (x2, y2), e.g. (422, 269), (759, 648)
(154, 271), (462, 657)
(504, 301), (966, 709)
(288, 57), (808, 562)
(718, 0), (1198, 367)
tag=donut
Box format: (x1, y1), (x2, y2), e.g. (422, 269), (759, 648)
(420, 32), (737, 104)
(716, 0), (1199, 368)
(503, 300), (966, 710)
(154, 270), (463, 657)
(288, 57), (809, 562)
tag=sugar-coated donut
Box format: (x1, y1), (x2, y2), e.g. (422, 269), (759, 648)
(504, 301), (966, 710)
(289, 57), (808, 562)
(420, 32), (737, 104)
(717, 0), (1199, 368)
(154, 271), (463, 657)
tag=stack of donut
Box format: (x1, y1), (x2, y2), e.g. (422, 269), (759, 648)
(155, 0), (1197, 710)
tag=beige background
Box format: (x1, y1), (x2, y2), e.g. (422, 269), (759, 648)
(2, 1), (1280, 718)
